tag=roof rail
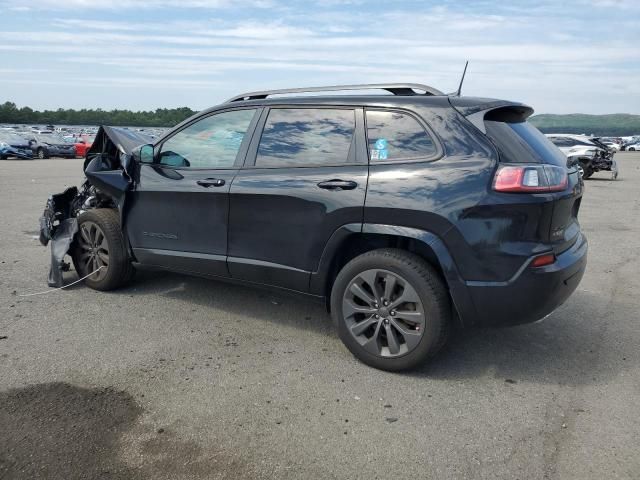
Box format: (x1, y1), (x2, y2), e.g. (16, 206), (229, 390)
(225, 83), (445, 103)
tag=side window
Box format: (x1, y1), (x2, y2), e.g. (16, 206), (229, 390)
(159, 109), (256, 168)
(255, 108), (355, 167)
(366, 110), (436, 161)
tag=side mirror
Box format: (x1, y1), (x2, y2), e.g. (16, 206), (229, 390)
(139, 144), (155, 163)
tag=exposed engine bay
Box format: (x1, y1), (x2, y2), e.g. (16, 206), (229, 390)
(39, 126), (152, 287)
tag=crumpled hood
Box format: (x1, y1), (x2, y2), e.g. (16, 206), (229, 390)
(83, 126), (153, 205)
(84, 126), (153, 170)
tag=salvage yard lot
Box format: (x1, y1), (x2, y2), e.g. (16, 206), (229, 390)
(1, 154), (639, 479)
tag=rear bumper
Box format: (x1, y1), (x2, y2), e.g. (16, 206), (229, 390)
(464, 233), (588, 327)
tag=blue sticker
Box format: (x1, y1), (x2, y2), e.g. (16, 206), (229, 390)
(374, 138), (387, 150)
(378, 149), (388, 160)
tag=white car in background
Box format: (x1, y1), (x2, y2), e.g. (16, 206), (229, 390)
(626, 142), (640, 151)
(600, 140), (621, 151)
(546, 134), (617, 179)
(546, 135), (598, 156)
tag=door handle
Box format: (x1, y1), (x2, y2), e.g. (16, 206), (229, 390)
(196, 178), (226, 188)
(317, 179), (358, 190)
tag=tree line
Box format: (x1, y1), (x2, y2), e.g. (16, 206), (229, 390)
(2, 100), (639, 136)
(530, 113), (640, 137)
(0, 101), (197, 127)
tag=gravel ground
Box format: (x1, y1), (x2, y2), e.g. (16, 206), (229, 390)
(1, 153), (639, 479)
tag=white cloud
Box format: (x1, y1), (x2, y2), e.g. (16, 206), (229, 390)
(0, 1), (638, 113)
(0, 0), (272, 9)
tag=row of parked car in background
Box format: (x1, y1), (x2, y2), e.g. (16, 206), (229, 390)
(0, 125), (167, 160)
(0, 125), (96, 160)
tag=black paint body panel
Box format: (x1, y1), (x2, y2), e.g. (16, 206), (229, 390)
(119, 94), (586, 328)
(126, 164), (237, 277)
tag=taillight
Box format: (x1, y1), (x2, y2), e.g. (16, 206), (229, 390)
(493, 164), (568, 193)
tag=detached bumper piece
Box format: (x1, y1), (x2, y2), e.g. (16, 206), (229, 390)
(39, 187), (81, 287)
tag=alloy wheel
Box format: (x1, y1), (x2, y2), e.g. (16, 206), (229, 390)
(76, 221), (109, 280)
(342, 269), (425, 358)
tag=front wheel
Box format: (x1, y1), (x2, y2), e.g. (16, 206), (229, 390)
(71, 209), (134, 291)
(330, 249), (450, 371)
(37, 148), (46, 159)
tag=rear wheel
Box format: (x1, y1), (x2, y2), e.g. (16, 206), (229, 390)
(37, 147), (46, 159)
(330, 249), (450, 371)
(629, 147), (636, 151)
(71, 209), (134, 291)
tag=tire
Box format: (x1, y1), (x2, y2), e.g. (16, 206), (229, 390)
(579, 160), (594, 179)
(629, 147), (636, 151)
(71, 208), (134, 291)
(37, 147), (46, 159)
(330, 248), (450, 371)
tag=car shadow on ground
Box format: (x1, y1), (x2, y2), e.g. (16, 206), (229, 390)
(412, 289), (623, 386)
(91, 267), (335, 336)
(61, 268), (619, 386)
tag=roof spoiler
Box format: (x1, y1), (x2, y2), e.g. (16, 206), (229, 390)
(448, 97), (534, 134)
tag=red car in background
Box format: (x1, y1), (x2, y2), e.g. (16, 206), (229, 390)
(74, 135), (94, 157)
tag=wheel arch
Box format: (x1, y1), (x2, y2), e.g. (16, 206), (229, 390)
(311, 224), (476, 327)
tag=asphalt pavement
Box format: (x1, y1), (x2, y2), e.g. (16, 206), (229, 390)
(1, 153), (639, 479)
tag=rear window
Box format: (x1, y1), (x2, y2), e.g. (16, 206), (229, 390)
(485, 120), (566, 167)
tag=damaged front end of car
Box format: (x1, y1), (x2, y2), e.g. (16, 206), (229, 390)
(39, 126), (152, 287)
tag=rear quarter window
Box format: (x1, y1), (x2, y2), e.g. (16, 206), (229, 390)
(485, 120), (567, 167)
(366, 110), (437, 162)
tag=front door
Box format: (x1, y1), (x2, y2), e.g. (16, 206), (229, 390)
(126, 107), (259, 277)
(227, 106), (368, 292)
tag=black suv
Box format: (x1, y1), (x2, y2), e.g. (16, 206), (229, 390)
(40, 83), (587, 371)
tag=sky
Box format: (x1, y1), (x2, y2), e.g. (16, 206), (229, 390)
(0, 0), (639, 115)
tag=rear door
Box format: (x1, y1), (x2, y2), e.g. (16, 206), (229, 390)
(126, 107), (259, 276)
(227, 106), (368, 292)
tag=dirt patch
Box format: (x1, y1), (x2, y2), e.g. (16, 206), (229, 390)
(0, 382), (258, 480)
(0, 382), (142, 479)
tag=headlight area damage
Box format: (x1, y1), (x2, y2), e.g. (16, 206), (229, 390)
(39, 126), (152, 287)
